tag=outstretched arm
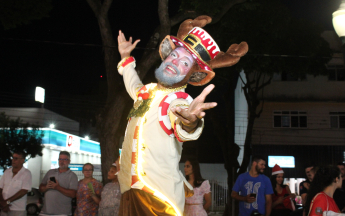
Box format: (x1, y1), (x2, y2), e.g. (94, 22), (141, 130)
(117, 30), (140, 60)
(170, 84), (217, 133)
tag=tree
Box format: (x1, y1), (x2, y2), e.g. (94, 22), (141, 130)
(0, 112), (44, 168)
(206, 0), (331, 214)
(85, 0), (246, 182)
(0, 0), (52, 29)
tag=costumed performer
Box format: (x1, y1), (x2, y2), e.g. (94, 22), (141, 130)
(116, 15), (248, 216)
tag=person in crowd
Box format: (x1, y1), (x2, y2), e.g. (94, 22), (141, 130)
(333, 162), (345, 212)
(39, 151), (78, 216)
(299, 163), (315, 206)
(231, 155), (273, 216)
(304, 165), (342, 216)
(0, 151), (32, 216)
(74, 163), (103, 216)
(98, 163), (121, 216)
(270, 164), (295, 216)
(183, 158), (211, 216)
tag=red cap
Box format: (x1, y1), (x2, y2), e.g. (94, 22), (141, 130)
(272, 164), (284, 175)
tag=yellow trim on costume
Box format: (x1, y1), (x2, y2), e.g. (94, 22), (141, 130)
(136, 86), (181, 216)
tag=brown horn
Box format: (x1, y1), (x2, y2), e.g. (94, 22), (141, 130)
(209, 42), (249, 69)
(177, 15), (212, 39)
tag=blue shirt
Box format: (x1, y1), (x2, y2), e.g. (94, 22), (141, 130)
(232, 172), (273, 216)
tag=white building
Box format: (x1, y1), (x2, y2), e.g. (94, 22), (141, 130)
(0, 108), (102, 187)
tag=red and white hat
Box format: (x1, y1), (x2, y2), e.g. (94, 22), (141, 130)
(272, 164), (284, 175)
(158, 15), (249, 86)
(170, 27), (220, 73)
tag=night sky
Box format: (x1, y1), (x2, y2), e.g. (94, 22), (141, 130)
(0, 0), (342, 162)
(0, 0), (339, 99)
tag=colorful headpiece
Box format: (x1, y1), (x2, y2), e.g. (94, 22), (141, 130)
(159, 15), (248, 86)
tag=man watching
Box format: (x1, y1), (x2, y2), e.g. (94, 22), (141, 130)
(0, 151), (32, 216)
(39, 151), (78, 216)
(231, 155), (273, 216)
(299, 163), (315, 206)
(334, 162), (345, 212)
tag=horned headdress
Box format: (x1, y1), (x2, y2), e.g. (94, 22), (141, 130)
(159, 15), (248, 86)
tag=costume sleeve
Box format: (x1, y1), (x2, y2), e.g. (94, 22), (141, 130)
(265, 176), (274, 195)
(200, 180), (211, 194)
(232, 174), (242, 193)
(22, 170), (32, 191)
(308, 195), (328, 216)
(168, 99), (205, 142)
(122, 62), (144, 100)
(69, 173), (79, 190)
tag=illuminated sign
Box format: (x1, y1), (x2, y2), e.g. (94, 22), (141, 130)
(268, 156), (295, 168)
(35, 87), (45, 103)
(66, 135), (80, 151)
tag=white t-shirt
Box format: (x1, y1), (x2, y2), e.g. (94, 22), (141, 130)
(0, 167), (32, 211)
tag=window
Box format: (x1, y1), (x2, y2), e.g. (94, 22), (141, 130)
(328, 65), (345, 81)
(273, 111), (307, 128)
(330, 112), (345, 128)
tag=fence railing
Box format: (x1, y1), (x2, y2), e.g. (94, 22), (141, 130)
(209, 180), (227, 214)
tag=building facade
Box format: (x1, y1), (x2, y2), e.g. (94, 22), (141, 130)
(249, 31), (345, 179)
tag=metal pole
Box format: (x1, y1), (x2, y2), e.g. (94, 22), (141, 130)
(232, 167), (235, 216)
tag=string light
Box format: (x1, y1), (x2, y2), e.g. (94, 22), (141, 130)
(136, 85), (181, 216)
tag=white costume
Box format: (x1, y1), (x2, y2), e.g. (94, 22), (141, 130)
(118, 63), (204, 214)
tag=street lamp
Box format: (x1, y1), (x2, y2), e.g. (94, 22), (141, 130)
(35, 86), (45, 108)
(333, 0), (345, 61)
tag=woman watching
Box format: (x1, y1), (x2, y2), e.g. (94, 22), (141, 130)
(74, 163), (103, 216)
(184, 158), (212, 216)
(304, 165), (342, 216)
(98, 163), (121, 216)
(270, 164), (295, 216)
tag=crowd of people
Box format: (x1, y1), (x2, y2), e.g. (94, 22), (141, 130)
(0, 151), (213, 216)
(0, 150), (344, 216)
(231, 155), (345, 216)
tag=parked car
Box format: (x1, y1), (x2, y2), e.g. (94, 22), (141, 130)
(26, 188), (43, 215)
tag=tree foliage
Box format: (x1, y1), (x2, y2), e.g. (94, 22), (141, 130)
(0, 112), (44, 168)
(211, 0), (331, 78)
(85, 0), (245, 183)
(0, 0), (52, 29)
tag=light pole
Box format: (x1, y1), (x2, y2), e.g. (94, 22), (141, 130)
(333, 0), (345, 62)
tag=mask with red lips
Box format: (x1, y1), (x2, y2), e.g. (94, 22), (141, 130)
(155, 47), (195, 87)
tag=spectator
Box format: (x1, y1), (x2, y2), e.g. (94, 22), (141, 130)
(231, 155), (273, 216)
(39, 151), (78, 216)
(0, 151), (32, 216)
(183, 158), (211, 216)
(98, 163), (121, 216)
(304, 165), (342, 216)
(333, 162), (345, 212)
(270, 164), (295, 216)
(74, 163), (103, 216)
(299, 163), (315, 206)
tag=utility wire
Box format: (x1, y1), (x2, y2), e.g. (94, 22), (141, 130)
(1, 37), (339, 58)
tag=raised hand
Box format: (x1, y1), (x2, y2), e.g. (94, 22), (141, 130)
(117, 30), (140, 60)
(170, 84), (217, 133)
